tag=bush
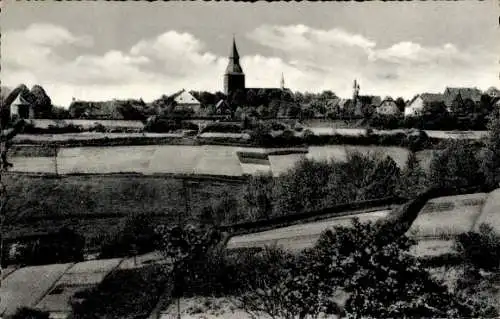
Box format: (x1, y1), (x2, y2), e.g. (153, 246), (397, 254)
(429, 139), (485, 192)
(454, 223), (500, 271)
(10, 307), (50, 319)
(70, 265), (169, 319)
(99, 213), (159, 259)
(270, 151), (401, 216)
(2, 227), (84, 267)
(144, 117), (198, 133)
(239, 219), (497, 318)
(156, 223), (223, 298)
(201, 122), (242, 134)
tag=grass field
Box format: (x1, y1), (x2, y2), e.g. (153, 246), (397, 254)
(407, 193), (487, 238)
(2, 174), (244, 245)
(8, 144), (433, 176)
(0, 263), (73, 316)
(35, 258), (124, 313)
(226, 209), (391, 251)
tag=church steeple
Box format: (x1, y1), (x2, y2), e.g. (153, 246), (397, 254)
(280, 73), (285, 90)
(224, 36), (245, 95)
(226, 37), (243, 74)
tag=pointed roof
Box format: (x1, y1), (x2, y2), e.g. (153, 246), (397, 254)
(172, 89), (200, 105)
(225, 37), (244, 74)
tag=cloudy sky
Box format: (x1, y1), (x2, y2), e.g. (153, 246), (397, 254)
(1, 1), (499, 106)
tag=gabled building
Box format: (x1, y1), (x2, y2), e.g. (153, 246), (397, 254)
(11, 94), (35, 119)
(443, 87), (482, 112)
(404, 93), (444, 117)
(215, 99), (232, 115)
(171, 89), (201, 114)
(375, 98), (401, 116)
(223, 37), (289, 104)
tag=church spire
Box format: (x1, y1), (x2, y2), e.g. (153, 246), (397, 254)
(225, 36), (243, 74)
(280, 73), (285, 90)
(224, 36), (245, 95)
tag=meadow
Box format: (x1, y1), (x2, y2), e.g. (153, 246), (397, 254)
(2, 174), (245, 246)
(0, 263), (74, 316)
(407, 193), (488, 238)
(8, 144), (433, 176)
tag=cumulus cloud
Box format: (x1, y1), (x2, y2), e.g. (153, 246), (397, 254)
(1, 23), (497, 106)
(248, 24), (497, 98)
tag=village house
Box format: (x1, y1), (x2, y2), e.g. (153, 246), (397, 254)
(170, 89), (202, 114)
(404, 93), (444, 117)
(375, 97), (401, 116)
(443, 87), (482, 112)
(10, 93), (35, 119)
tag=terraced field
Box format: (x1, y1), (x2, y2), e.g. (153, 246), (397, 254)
(35, 259), (123, 314)
(407, 193), (487, 238)
(227, 189), (500, 254)
(0, 263), (74, 316)
(226, 209), (391, 252)
(9, 144), (427, 177)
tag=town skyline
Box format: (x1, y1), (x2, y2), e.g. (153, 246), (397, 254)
(2, 1), (499, 106)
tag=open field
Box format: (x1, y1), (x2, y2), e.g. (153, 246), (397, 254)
(35, 258), (123, 313)
(227, 190), (498, 253)
(227, 209), (391, 251)
(8, 144), (432, 176)
(0, 263), (73, 316)
(0, 252), (166, 316)
(407, 193), (487, 238)
(2, 174), (244, 244)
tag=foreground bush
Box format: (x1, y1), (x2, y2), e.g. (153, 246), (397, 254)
(99, 212), (160, 259)
(2, 227), (84, 267)
(10, 307), (50, 319)
(70, 265), (169, 319)
(270, 151), (402, 216)
(156, 223), (223, 298)
(429, 139), (485, 192)
(455, 223), (500, 271)
(237, 219), (497, 318)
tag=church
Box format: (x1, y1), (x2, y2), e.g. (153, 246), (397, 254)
(223, 37), (286, 98)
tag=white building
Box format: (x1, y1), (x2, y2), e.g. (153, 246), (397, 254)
(404, 93), (444, 117)
(376, 98), (400, 116)
(172, 89), (201, 114)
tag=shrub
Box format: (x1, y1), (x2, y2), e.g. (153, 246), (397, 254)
(429, 139), (484, 192)
(397, 151), (429, 199)
(454, 223), (500, 271)
(10, 307), (50, 319)
(156, 223), (222, 298)
(270, 151), (402, 217)
(70, 265), (169, 319)
(479, 109), (500, 188)
(3, 227), (84, 267)
(99, 212), (159, 259)
(239, 219), (497, 318)
(201, 122), (242, 134)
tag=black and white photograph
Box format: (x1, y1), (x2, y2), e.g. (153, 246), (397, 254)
(1, 1), (499, 318)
